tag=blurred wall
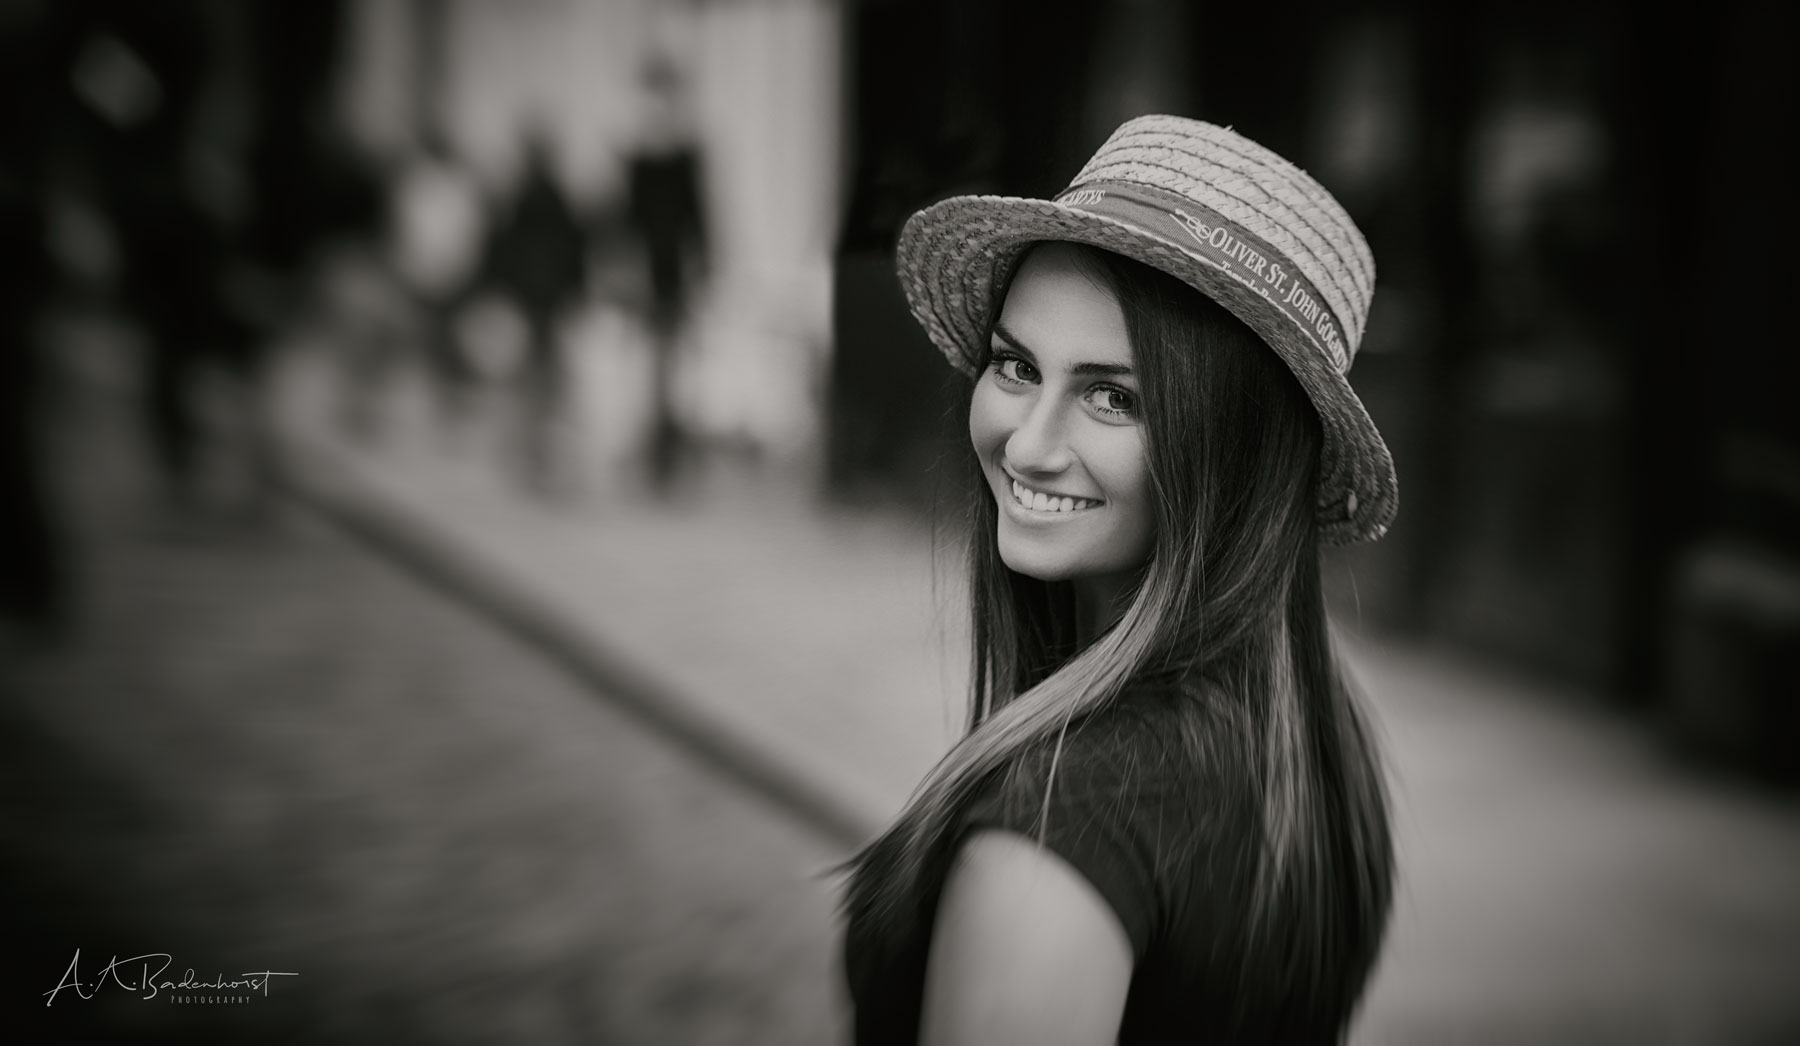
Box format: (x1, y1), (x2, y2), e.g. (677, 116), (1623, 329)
(684, 0), (840, 457)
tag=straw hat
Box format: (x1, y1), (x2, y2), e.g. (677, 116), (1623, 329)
(896, 114), (1396, 545)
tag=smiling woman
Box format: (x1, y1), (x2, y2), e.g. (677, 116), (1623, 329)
(971, 244), (1155, 610)
(840, 115), (1399, 1045)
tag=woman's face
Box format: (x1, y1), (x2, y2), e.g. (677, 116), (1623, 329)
(970, 243), (1155, 590)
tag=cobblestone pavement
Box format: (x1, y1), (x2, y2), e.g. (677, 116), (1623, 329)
(1, 375), (843, 1044)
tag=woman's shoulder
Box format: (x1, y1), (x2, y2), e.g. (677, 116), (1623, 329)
(959, 677), (1261, 958)
(1050, 676), (1251, 787)
(978, 676), (1254, 830)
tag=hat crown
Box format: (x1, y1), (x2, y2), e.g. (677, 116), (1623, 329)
(1064, 115), (1375, 369)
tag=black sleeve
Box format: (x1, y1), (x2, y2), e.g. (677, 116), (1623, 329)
(956, 706), (1203, 959)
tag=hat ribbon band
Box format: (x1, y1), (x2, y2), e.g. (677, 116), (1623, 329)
(1054, 181), (1350, 372)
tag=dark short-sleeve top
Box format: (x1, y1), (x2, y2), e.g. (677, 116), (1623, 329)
(843, 685), (1337, 1044)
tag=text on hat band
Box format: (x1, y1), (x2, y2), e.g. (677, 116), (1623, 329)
(1052, 181), (1351, 372)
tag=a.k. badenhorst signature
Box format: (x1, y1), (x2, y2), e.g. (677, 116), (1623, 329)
(45, 949), (298, 1005)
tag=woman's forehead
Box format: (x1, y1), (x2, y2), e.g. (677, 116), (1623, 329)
(996, 245), (1132, 367)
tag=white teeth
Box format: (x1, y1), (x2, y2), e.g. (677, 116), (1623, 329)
(1009, 479), (1096, 512)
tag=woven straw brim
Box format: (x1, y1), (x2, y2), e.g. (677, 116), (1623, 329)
(896, 195), (1397, 545)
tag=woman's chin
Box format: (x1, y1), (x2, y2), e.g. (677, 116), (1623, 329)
(997, 538), (1078, 583)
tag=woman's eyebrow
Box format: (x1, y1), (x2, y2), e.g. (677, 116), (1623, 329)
(991, 322), (1134, 378)
(989, 322), (1036, 361)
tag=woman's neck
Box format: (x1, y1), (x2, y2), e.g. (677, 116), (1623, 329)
(1073, 572), (1135, 646)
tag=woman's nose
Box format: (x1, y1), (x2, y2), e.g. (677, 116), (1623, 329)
(1004, 396), (1073, 474)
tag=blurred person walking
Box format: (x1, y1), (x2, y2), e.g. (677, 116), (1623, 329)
(843, 116), (1396, 1044)
(625, 55), (709, 495)
(480, 130), (589, 497)
(389, 131), (488, 441)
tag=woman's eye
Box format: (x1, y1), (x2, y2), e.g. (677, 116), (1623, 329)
(1087, 386), (1137, 417)
(991, 355), (1038, 384)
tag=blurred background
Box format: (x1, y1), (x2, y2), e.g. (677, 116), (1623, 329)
(3, 0), (1797, 1042)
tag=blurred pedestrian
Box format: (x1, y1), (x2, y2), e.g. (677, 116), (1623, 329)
(481, 129), (588, 496)
(625, 55), (709, 494)
(842, 116), (1397, 1043)
(389, 130), (487, 439)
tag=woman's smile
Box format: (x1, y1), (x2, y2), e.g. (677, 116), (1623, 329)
(1006, 476), (1103, 515)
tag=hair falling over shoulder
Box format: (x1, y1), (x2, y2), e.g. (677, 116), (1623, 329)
(845, 244), (1393, 1025)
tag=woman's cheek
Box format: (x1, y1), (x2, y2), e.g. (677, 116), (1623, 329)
(1099, 429), (1155, 553)
(968, 382), (1010, 464)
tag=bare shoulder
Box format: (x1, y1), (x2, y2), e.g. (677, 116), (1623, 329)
(920, 829), (1134, 1046)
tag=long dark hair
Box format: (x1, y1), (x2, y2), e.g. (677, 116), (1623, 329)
(846, 242), (1393, 1025)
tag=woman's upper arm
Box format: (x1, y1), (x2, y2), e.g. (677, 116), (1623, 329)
(920, 829), (1135, 1046)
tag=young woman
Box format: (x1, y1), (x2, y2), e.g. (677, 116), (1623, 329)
(842, 116), (1398, 1044)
